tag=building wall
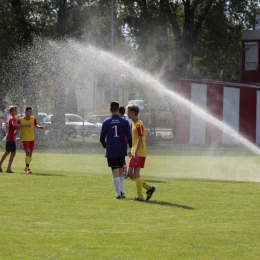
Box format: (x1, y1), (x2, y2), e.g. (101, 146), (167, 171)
(222, 87), (240, 145)
(189, 83), (207, 144)
(241, 40), (260, 83)
(173, 80), (191, 144)
(174, 79), (260, 145)
(206, 84), (223, 144)
(239, 88), (257, 143)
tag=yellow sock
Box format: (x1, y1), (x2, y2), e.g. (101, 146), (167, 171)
(29, 157), (32, 162)
(25, 156), (30, 165)
(142, 181), (151, 191)
(135, 177), (143, 199)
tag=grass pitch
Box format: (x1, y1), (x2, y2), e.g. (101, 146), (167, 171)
(0, 146), (260, 259)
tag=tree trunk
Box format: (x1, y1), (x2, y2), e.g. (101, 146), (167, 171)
(157, 0), (170, 84)
(52, 0), (67, 143)
(11, 0), (37, 112)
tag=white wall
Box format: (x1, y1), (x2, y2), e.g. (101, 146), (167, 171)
(222, 87), (240, 145)
(190, 83), (207, 144)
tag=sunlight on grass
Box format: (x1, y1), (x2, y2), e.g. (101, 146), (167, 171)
(0, 146), (259, 259)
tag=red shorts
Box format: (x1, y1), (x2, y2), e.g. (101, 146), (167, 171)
(22, 141), (35, 151)
(129, 156), (146, 168)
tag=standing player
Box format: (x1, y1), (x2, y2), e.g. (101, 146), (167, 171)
(0, 106), (30, 173)
(126, 104), (155, 201)
(118, 105), (128, 178)
(18, 106), (44, 174)
(100, 101), (132, 199)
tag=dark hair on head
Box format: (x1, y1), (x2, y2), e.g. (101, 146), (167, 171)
(24, 106), (33, 112)
(110, 101), (119, 113)
(126, 104), (139, 116)
(119, 106), (125, 115)
(9, 106), (17, 113)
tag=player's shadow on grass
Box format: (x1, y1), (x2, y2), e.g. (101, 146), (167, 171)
(146, 200), (194, 210)
(32, 172), (65, 177)
(143, 179), (166, 183)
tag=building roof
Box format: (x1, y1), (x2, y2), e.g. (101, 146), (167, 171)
(178, 78), (260, 90)
(242, 30), (260, 40)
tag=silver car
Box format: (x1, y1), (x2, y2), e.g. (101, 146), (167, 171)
(42, 114), (101, 137)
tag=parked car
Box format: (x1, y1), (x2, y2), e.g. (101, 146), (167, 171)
(127, 100), (146, 110)
(88, 114), (110, 127)
(41, 114), (101, 137)
(37, 112), (48, 123)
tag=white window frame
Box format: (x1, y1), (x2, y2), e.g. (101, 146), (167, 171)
(244, 42), (258, 71)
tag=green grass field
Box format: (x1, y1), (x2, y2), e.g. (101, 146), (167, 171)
(0, 145), (260, 259)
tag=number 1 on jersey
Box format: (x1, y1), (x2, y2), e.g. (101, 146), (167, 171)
(112, 125), (119, 137)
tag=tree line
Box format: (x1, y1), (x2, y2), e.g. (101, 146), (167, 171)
(0, 0), (259, 108)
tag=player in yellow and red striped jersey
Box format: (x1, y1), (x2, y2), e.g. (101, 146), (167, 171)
(126, 104), (156, 201)
(18, 106), (44, 174)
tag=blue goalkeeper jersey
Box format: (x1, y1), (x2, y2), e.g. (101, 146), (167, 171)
(100, 114), (132, 158)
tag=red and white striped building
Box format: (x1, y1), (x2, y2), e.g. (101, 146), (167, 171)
(173, 29), (260, 145)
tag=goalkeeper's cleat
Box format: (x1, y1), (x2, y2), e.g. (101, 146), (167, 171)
(146, 186), (156, 201)
(120, 192), (126, 198)
(27, 169), (32, 174)
(131, 197), (144, 202)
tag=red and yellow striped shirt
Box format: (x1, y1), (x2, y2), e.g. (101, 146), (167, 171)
(131, 119), (146, 157)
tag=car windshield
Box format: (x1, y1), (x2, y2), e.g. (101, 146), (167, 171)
(42, 114), (89, 123)
(128, 100), (144, 106)
(95, 115), (109, 123)
(43, 115), (52, 122)
(65, 115), (86, 123)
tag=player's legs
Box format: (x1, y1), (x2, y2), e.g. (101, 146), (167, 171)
(133, 167), (144, 199)
(127, 166), (152, 190)
(0, 142), (14, 172)
(23, 141), (31, 173)
(126, 167), (134, 179)
(22, 141), (34, 173)
(6, 152), (16, 172)
(118, 167), (126, 198)
(112, 168), (121, 198)
(6, 142), (16, 173)
(108, 157), (124, 199)
(118, 156), (126, 197)
(129, 155), (155, 201)
(0, 151), (10, 171)
(123, 160), (128, 178)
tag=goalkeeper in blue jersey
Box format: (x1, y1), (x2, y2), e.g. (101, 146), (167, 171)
(100, 101), (132, 199)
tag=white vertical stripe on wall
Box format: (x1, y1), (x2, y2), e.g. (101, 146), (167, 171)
(190, 83), (207, 144)
(256, 91), (260, 144)
(222, 87), (240, 145)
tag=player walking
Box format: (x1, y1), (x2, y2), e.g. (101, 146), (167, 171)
(126, 104), (155, 201)
(100, 101), (132, 199)
(118, 105), (128, 178)
(18, 106), (44, 174)
(0, 106), (30, 173)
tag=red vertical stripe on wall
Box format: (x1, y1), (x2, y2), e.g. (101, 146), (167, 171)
(206, 84), (223, 144)
(239, 88), (257, 143)
(173, 80), (191, 144)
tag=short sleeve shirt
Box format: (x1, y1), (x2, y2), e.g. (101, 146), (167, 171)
(6, 116), (18, 142)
